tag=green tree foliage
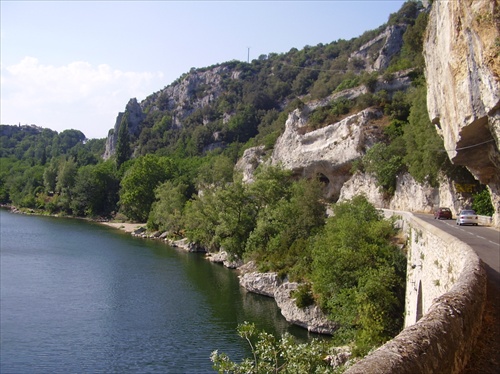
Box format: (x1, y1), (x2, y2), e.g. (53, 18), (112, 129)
(472, 189), (495, 216)
(195, 155), (235, 189)
(384, 90), (411, 122)
(246, 178), (326, 277)
(184, 166), (325, 265)
(71, 161), (119, 217)
(183, 188), (222, 252)
(362, 139), (406, 195)
(116, 113), (131, 169)
(184, 180), (257, 258)
(43, 157), (59, 193)
(148, 181), (189, 236)
(311, 196), (406, 356)
(402, 85), (448, 186)
(247, 165), (294, 209)
(213, 180), (257, 258)
(226, 105), (259, 143)
(119, 154), (174, 221)
(400, 11), (429, 70)
(56, 157), (78, 196)
(388, 1), (421, 26)
(360, 82), (453, 194)
(5, 163), (44, 208)
(211, 322), (333, 374)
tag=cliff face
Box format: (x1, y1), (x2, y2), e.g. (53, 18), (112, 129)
(103, 98), (145, 159)
(103, 19), (413, 161)
(103, 67), (232, 159)
(424, 0), (500, 223)
(349, 24), (407, 72)
(236, 71), (414, 201)
(270, 107), (383, 201)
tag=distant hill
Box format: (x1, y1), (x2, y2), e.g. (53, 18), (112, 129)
(102, 1), (424, 160)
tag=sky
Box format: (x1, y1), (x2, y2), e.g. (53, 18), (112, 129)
(1, 0), (406, 139)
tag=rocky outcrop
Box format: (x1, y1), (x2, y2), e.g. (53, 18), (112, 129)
(270, 108), (384, 200)
(338, 173), (388, 208)
(424, 0), (500, 224)
(274, 282), (338, 335)
(168, 238), (206, 253)
(151, 66), (228, 119)
(349, 24), (408, 72)
(239, 271), (337, 334)
(104, 66), (236, 159)
(103, 98), (145, 159)
(235, 145), (268, 183)
(339, 172), (468, 216)
(239, 271), (281, 298)
(236, 70), (414, 199)
(206, 250), (243, 268)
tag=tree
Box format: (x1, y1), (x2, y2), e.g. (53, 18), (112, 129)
(56, 157), (77, 196)
(148, 181), (189, 235)
(213, 180), (257, 258)
(247, 165), (293, 209)
(472, 189), (495, 216)
(43, 158), (59, 193)
(226, 106), (259, 143)
(71, 161), (119, 217)
(119, 155), (174, 222)
(311, 196), (406, 356)
(403, 85), (448, 186)
(211, 322), (333, 374)
(245, 177), (326, 277)
(116, 113), (131, 169)
(362, 140), (406, 195)
(183, 189), (221, 252)
(195, 155), (235, 189)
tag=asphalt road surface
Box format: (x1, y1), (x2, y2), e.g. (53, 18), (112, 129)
(415, 213), (499, 283)
(414, 213), (500, 373)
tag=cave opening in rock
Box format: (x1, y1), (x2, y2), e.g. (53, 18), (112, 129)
(317, 173), (330, 185)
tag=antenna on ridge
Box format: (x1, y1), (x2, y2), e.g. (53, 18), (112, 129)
(247, 47), (250, 63)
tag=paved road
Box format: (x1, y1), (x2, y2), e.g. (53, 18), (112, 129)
(414, 213), (500, 373)
(414, 213), (500, 283)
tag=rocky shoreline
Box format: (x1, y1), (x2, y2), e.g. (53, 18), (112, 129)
(3, 207), (339, 337)
(102, 221), (338, 336)
(5, 207), (350, 365)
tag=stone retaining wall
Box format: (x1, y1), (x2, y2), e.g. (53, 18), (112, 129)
(345, 211), (487, 374)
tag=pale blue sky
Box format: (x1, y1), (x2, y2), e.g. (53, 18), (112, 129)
(1, 0), (405, 139)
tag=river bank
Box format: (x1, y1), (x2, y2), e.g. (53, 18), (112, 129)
(4, 206), (338, 337)
(99, 219), (339, 336)
(99, 221), (147, 234)
(1, 208), (290, 373)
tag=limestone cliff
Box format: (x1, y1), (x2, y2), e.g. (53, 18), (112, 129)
(424, 0), (500, 224)
(349, 24), (408, 72)
(270, 107), (383, 201)
(103, 66), (232, 159)
(339, 172), (468, 216)
(239, 271), (338, 334)
(235, 71), (414, 201)
(103, 98), (145, 159)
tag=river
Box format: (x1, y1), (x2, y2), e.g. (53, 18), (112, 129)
(0, 209), (310, 373)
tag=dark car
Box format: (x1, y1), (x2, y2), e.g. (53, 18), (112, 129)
(434, 207), (452, 220)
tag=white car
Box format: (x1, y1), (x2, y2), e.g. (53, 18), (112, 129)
(456, 209), (479, 226)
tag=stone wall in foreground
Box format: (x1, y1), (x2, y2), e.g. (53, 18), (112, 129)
(345, 211), (487, 374)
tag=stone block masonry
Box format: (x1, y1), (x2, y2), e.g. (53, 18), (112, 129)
(345, 211), (487, 374)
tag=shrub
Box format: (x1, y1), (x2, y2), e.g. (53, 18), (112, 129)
(293, 283), (315, 309)
(472, 189), (495, 216)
